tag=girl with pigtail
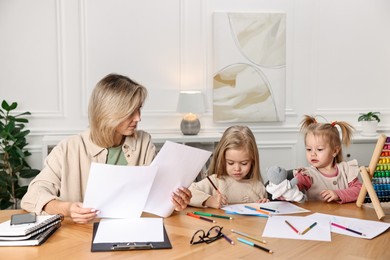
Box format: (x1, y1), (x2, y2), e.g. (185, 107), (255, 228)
(294, 115), (362, 203)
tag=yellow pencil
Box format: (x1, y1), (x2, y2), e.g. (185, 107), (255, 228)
(301, 222), (317, 235)
(231, 229), (267, 244)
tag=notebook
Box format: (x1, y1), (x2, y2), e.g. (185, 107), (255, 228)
(0, 214), (63, 238)
(0, 222), (61, 246)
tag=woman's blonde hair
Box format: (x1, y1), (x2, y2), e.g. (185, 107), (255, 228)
(300, 115), (355, 163)
(208, 125), (262, 182)
(88, 73), (147, 147)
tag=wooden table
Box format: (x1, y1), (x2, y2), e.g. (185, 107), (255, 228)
(1, 202), (389, 260)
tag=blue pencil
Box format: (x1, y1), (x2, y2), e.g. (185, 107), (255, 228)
(237, 237), (273, 254)
(259, 206), (279, 213)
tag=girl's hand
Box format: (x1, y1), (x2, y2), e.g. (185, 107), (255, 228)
(256, 198), (270, 203)
(69, 202), (99, 224)
(320, 190), (339, 202)
(171, 187), (192, 211)
(204, 193), (228, 209)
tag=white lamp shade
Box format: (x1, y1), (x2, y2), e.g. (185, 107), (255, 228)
(177, 91), (205, 114)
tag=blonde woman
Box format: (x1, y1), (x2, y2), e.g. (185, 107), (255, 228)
(21, 74), (191, 223)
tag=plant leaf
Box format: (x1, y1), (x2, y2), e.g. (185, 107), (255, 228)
(19, 169), (40, 178)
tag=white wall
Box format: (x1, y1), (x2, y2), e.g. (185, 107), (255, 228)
(1, 0), (389, 180)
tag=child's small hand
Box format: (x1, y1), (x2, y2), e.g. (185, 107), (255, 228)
(204, 193), (228, 209)
(320, 189), (339, 202)
(256, 198), (269, 203)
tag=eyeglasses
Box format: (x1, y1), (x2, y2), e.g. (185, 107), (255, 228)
(190, 226), (224, 245)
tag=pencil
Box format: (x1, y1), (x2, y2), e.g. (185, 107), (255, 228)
(231, 229), (267, 244)
(215, 228), (234, 245)
(301, 222), (317, 235)
(186, 212), (215, 223)
(206, 176), (221, 194)
(331, 222), (366, 236)
(222, 233), (234, 245)
(285, 220), (300, 234)
(193, 211), (233, 220)
(237, 237), (273, 254)
(259, 206), (279, 213)
(244, 205), (270, 215)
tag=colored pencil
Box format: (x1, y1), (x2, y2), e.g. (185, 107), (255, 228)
(301, 222), (317, 235)
(259, 206), (279, 213)
(244, 205), (270, 215)
(193, 211), (233, 220)
(331, 222), (366, 236)
(215, 228), (234, 245)
(186, 212), (215, 223)
(237, 237), (273, 254)
(231, 229), (267, 244)
(206, 176), (221, 194)
(285, 220), (300, 234)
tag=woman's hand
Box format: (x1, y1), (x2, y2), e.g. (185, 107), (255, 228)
(171, 187), (192, 211)
(44, 200), (99, 224)
(204, 193), (228, 209)
(69, 202), (99, 224)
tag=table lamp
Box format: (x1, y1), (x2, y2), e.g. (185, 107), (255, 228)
(177, 91), (205, 135)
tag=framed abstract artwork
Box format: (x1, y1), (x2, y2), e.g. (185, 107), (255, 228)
(213, 12), (286, 122)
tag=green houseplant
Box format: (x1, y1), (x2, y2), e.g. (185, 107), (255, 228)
(358, 111), (381, 136)
(358, 111), (381, 123)
(0, 100), (40, 209)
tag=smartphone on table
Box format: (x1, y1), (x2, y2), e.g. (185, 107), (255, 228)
(10, 213), (37, 226)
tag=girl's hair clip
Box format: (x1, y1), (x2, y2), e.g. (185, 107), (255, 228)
(331, 121), (337, 127)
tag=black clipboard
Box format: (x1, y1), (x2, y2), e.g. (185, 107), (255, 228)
(91, 222), (172, 252)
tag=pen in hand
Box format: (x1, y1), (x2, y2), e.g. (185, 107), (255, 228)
(207, 176), (221, 194)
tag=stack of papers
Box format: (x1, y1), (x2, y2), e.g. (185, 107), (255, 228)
(82, 141), (212, 248)
(83, 140), (212, 218)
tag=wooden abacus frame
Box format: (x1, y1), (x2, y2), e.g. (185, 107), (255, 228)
(356, 134), (387, 220)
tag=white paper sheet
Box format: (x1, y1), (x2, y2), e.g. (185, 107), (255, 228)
(222, 202), (310, 216)
(144, 141), (212, 217)
(310, 213), (390, 239)
(93, 218), (164, 243)
(262, 215), (331, 241)
(83, 163), (157, 218)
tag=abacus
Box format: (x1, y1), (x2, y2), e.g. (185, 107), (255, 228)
(356, 134), (389, 219)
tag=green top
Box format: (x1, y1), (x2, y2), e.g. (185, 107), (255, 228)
(107, 146), (127, 165)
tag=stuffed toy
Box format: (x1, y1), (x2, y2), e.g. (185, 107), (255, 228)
(265, 166), (306, 203)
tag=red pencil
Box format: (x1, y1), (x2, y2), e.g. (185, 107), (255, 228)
(187, 212), (215, 223)
(285, 220), (300, 234)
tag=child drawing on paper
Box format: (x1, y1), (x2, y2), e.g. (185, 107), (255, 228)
(189, 125), (268, 209)
(295, 115), (362, 203)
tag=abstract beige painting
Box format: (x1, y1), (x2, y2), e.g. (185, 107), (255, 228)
(213, 12), (286, 122)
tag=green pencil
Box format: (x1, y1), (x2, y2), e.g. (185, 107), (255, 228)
(193, 211), (233, 220)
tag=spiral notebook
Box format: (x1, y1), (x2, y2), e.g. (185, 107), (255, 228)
(0, 214), (64, 239)
(0, 222), (61, 246)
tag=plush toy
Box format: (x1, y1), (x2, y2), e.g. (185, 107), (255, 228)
(265, 166), (306, 203)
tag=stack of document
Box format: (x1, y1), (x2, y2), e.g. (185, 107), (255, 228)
(83, 141), (212, 251)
